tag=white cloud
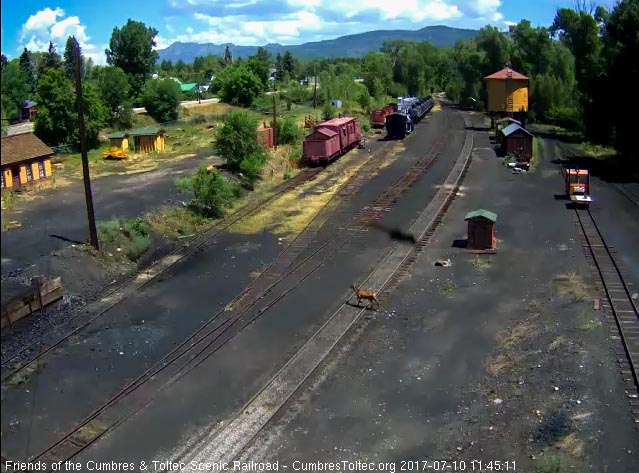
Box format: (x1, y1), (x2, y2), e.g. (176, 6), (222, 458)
(20, 7), (64, 40)
(17, 7), (103, 63)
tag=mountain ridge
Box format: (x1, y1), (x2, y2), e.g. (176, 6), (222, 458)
(157, 25), (478, 63)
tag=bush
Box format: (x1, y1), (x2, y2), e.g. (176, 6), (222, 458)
(216, 64), (264, 107)
(323, 103), (336, 120)
(142, 78), (181, 122)
(276, 118), (301, 145)
(215, 111), (267, 171)
(97, 218), (151, 262)
(239, 152), (268, 189)
(361, 119), (371, 132)
(179, 167), (242, 218)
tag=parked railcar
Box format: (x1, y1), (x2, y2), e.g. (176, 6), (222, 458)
(302, 116), (362, 165)
(370, 106), (395, 128)
(386, 112), (413, 139)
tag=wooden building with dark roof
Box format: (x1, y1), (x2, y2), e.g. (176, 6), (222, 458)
(1, 132), (54, 190)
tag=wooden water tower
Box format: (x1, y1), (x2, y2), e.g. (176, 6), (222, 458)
(484, 67), (529, 120)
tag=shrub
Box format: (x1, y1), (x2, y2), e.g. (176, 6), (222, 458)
(97, 218), (151, 262)
(276, 118), (301, 145)
(142, 78), (181, 122)
(180, 167), (242, 218)
(215, 111), (267, 172)
(361, 120), (371, 132)
(239, 152), (268, 189)
(323, 104), (336, 120)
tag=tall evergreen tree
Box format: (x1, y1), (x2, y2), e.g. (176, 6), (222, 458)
(64, 36), (81, 79)
(19, 48), (36, 95)
(223, 45), (233, 65)
(44, 41), (62, 70)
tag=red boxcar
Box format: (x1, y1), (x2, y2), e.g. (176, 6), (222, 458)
(303, 117), (362, 164)
(370, 106), (395, 127)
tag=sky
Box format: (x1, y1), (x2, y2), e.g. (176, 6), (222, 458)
(1, 0), (620, 64)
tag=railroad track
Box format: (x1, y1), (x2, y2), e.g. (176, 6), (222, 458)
(24, 111), (454, 467)
(574, 208), (639, 425)
(613, 183), (639, 209)
(0, 167), (323, 379)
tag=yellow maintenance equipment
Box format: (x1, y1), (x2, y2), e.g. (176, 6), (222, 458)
(102, 147), (128, 160)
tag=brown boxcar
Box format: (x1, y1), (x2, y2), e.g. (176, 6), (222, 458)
(303, 117), (362, 164)
(370, 106), (395, 127)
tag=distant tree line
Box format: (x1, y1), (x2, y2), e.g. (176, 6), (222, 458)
(3, 0), (636, 161)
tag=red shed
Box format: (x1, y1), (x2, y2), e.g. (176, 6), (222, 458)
(500, 123), (533, 160)
(465, 209), (497, 251)
(257, 125), (274, 148)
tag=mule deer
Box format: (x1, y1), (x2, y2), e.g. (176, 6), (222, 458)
(350, 284), (380, 310)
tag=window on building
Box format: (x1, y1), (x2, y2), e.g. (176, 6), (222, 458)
(38, 161), (46, 178)
(26, 165), (33, 182)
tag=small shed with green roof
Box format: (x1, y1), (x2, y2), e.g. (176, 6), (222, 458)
(107, 131), (129, 152)
(465, 209), (497, 250)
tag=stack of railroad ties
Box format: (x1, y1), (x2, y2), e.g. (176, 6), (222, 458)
(302, 96), (435, 165)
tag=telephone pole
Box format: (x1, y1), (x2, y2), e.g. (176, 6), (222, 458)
(73, 37), (99, 250)
(272, 91), (278, 150)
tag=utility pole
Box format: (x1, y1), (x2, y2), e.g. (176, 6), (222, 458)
(313, 64), (317, 109)
(272, 91), (278, 150)
(73, 37), (99, 250)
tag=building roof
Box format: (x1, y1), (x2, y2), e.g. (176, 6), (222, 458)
(484, 67), (529, 80)
(501, 123), (533, 137)
(314, 127), (338, 137)
(107, 131), (128, 139)
(495, 117), (521, 125)
(465, 209), (497, 222)
(180, 83), (198, 92)
(22, 100), (37, 109)
(321, 117), (354, 126)
(128, 126), (166, 136)
(1, 132), (53, 166)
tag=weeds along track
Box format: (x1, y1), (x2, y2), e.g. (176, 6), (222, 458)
(27, 110), (454, 468)
(574, 207), (639, 425)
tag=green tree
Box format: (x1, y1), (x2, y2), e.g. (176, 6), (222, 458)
(362, 52), (392, 98)
(1, 54), (7, 70)
(19, 48), (36, 95)
(603, 0), (639, 157)
(215, 111), (267, 174)
(106, 19), (159, 98)
(63, 36), (80, 79)
(34, 68), (77, 145)
(247, 47), (270, 87)
(94, 66), (131, 125)
(216, 63), (263, 107)
(83, 82), (109, 148)
(1, 60), (30, 120)
(475, 26), (511, 76)
(141, 78), (181, 122)
(223, 45), (233, 65)
(43, 41), (62, 71)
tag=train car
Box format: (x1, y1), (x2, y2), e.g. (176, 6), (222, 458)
(565, 168), (592, 205)
(386, 112), (413, 139)
(303, 116), (362, 165)
(370, 106), (395, 128)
